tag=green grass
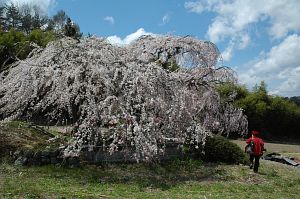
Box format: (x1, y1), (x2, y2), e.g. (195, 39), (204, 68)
(1, 123), (299, 198)
(1, 159), (299, 199)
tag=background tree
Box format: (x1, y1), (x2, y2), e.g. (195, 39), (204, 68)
(49, 10), (81, 39)
(31, 5), (48, 30)
(52, 10), (67, 32)
(288, 96), (300, 106)
(218, 81), (300, 140)
(64, 17), (82, 39)
(29, 29), (54, 47)
(5, 3), (21, 30)
(19, 4), (33, 34)
(0, 5), (6, 30)
(0, 5), (81, 71)
(0, 28), (28, 70)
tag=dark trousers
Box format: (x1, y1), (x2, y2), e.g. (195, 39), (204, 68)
(250, 154), (260, 172)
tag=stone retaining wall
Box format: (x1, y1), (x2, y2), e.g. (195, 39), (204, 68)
(13, 144), (183, 167)
(13, 149), (80, 168)
(80, 144), (183, 163)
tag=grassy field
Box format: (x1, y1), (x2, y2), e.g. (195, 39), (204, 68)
(1, 122), (299, 199)
(1, 157), (300, 199)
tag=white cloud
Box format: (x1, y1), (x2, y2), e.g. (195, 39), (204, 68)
(107, 28), (156, 46)
(185, 0), (300, 61)
(253, 35), (300, 75)
(186, 0), (300, 40)
(221, 42), (234, 62)
(267, 2), (300, 39)
(238, 34), (251, 50)
(160, 13), (170, 26)
(220, 33), (250, 62)
(185, 1), (205, 13)
(273, 67), (300, 96)
(103, 16), (114, 25)
(239, 34), (300, 96)
(2, 0), (56, 14)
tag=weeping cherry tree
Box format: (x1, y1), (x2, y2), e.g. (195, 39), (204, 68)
(0, 35), (248, 162)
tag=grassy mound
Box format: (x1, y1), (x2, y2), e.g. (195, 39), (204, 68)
(0, 121), (68, 158)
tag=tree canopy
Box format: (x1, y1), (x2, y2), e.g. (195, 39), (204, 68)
(0, 36), (247, 161)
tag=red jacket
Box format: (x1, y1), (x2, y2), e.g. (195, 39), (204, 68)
(246, 136), (265, 156)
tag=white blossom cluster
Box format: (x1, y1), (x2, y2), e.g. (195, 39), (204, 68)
(0, 35), (247, 161)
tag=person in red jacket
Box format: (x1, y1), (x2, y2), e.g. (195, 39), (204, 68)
(246, 130), (265, 173)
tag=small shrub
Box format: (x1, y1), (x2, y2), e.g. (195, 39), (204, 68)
(203, 136), (248, 164)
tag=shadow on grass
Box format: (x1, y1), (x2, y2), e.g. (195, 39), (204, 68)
(73, 159), (230, 191)
(0, 158), (234, 191)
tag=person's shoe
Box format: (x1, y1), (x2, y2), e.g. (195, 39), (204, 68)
(249, 164), (253, 169)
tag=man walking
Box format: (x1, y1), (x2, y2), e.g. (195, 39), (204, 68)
(246, 130), (265, 173)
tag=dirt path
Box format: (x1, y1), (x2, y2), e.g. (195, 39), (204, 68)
(231, 139), (300, 159)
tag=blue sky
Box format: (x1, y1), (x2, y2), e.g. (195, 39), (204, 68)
(5, 0), (300, 97)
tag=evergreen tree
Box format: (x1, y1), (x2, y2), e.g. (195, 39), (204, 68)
(52, 10), (67, 31)
(289, 96), (300, 106)
(0, 5), (6, 31)
(31, 5), (48, 29)
(5, 3), (21, 30)
(218, 81), (300, 140)
(64, 17), (82, 39)
(64, 17), (75, 37)
(19, 4), (32, 34)
(45, 18), (55, 31)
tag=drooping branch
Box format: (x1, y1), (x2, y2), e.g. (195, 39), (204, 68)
(0, 35), (247, 161)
